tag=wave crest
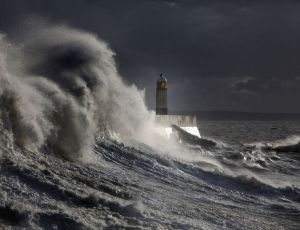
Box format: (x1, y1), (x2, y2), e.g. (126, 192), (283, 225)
(0, 22), (153, 160)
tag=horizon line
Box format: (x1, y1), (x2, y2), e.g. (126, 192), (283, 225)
(169, 110), (300, 115)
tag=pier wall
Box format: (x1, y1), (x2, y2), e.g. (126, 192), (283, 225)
(155, 115), (200, 138)
(155, 115), (197, 127)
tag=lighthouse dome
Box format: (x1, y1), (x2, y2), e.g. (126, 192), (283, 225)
(158, 73), (167, 82)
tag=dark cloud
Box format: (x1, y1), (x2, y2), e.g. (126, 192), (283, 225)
(0, 0), (300, 112)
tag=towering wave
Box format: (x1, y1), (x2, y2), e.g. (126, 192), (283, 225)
(0, 22), (154, 161)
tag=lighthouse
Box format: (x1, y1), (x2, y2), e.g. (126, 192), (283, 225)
(156, 73), (168, 115)
(155, 73), (201, 138)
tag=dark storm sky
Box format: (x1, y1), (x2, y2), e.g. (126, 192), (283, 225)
(1, 0), (300, 113)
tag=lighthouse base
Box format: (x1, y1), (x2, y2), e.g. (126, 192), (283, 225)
(155, 115), (201, 138)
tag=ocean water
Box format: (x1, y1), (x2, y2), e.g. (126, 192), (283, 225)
(0, 119), (299, 229)
(199, 120), (300, 144)
(0, 23), (299, 230)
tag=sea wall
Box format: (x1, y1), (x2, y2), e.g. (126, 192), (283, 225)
(155, 115), (197, 127)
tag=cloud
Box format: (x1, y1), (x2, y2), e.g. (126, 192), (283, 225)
(233, 78), (268, 93)
(233, 76), (300, 95)
(0, 0), (300, 112)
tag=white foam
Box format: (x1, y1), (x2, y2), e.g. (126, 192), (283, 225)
(159, 126), (201, 138)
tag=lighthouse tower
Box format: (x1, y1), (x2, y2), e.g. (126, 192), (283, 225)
(155, 73), (201, 138)
(156, 73), (168, 115)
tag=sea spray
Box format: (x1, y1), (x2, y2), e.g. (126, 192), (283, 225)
(0, 22), (155, 161)
(0, 21), (224, 167)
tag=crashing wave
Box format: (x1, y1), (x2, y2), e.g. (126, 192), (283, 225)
(171, 125), (216, 149)
(261, 136), (300, 154)
(0, 22), (155, 161)
(264, 142), (300, 153)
